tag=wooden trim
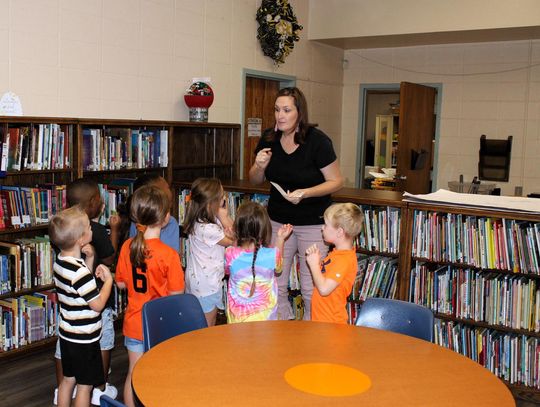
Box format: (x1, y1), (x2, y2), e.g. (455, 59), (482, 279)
(0, 284), (55, 300)
(0, 337), (56, 361)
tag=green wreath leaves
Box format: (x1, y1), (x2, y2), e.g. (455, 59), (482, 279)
(256, 0), (303, 66)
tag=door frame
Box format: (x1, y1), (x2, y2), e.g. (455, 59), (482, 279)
(356, 83), (443, 191)
(240, 69), (296, 179)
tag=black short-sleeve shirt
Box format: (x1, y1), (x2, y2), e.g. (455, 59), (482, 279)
(255, 126), (337, 225)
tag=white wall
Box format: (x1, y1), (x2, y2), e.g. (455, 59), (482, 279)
(341, 40), (540, 195)
(0, 0), (344, 152)
(309, 0), (540, 39)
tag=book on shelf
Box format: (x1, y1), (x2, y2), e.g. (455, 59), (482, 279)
(83, 127), (168, 171)
(0, 290), (57, 351)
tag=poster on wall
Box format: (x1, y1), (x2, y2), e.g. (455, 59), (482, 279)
(247, 118), (262, 137)
(0, 92), (23, 116)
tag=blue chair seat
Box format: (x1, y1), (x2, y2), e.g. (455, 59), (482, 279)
(142, 293), (208, 352)
(355, 298), (434, 342)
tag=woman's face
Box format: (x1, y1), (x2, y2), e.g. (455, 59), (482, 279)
(275, 96), (298, 135)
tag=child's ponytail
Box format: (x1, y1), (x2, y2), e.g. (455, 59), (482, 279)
(248, 242), (260, 297)
(129, 185), (169, 268)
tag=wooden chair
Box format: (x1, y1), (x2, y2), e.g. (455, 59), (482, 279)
(355, 298), (434, 342)
(142, 293), (208, 352)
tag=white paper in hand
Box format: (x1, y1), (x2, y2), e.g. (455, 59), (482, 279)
(270, 181), (288, 198)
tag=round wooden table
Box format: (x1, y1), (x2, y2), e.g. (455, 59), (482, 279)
(132, 321), (515, 406)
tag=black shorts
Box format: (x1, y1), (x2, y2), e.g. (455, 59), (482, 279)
(59, 338), (104, 386)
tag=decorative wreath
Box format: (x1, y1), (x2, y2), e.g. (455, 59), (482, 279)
(256, 0), (303, 66)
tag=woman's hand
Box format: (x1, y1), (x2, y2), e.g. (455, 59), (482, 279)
(254, 148), (272, 170)
(285, 189), (306, 205)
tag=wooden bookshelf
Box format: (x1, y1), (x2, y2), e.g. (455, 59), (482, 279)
(0, 115), (240, 359)
(405, 200), (540, 392)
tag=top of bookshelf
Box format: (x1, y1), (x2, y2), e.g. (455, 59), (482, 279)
(0, 115), (240, 129)
(173, 179), (405, 207)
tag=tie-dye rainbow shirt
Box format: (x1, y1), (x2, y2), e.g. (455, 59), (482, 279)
(225, 246), (281, 323)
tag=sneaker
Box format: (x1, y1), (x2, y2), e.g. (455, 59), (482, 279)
(53, 386), (77, 405)
(91, 383), (118, 406)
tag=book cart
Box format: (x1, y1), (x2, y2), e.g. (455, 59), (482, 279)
(0, 115), (240, 360)
(403, 199), (540, 399)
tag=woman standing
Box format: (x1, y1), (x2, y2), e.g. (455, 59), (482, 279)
(248, 87), (344, 320)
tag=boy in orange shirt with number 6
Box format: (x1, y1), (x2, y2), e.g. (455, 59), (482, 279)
(306, 203), (362, 324)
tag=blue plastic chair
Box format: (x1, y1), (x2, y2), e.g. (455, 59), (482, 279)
(100, 395), (126, 407)
(142, 293), (208, 352)
(355, 298), (434, 342)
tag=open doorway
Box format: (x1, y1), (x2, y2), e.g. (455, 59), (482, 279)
(357, 82), (442, 195)
(363, 90), (400, 188)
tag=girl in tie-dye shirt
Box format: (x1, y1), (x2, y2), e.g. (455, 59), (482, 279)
(225, 202), (292, 323)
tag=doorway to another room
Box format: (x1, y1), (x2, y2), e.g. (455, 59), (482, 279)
(357, 82), (441, 195)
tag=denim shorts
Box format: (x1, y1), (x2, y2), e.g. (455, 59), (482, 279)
(124, 336), (144, 353)
(198, 291), (224, 313)
(55, 307), (115, 359)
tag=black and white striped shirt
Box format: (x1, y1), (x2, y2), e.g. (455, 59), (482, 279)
(53, 255), (102, 344)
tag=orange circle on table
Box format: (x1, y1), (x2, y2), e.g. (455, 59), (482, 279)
(284, 362), (372, 397)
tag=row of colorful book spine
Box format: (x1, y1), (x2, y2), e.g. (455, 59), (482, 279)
(410, 262), (540, 332)
(350, 255), (398, 301)
(82, 128), (168, 171)
(0, 124), (72, 172)
(355, 206), (400, 253)
(0, 290), (58, 351)
(0, 237), (54, 294)
(412, 210), (540, 274)
(435, 319), (540, 388)
(0, 185), (66, 229)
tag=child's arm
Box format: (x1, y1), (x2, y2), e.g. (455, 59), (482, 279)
(217, 202), (233, 231)
(108, 213), (121, 255)
(88, 264), (113, 312)
(81, 243), (96, 272)
(305, 244), (339, 296)
(273, 224), (293, 275)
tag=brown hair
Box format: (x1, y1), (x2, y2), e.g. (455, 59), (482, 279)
(324, 203), (364, 238)
(234, 201), (272, 297)
(264, 86), (310, 144)
(130, 185), (170, 268)
(66, 178), (102, 220)
(49, 206), (89, 251)
(182, 178), (223, 236)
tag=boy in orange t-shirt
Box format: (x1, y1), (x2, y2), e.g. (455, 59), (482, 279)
(306, 203), (362, 324)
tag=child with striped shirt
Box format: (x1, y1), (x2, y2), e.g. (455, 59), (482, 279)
(49, 206), (113, 407)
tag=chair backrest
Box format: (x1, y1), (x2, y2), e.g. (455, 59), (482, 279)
(142, 293), (208, 352)
(100, 395), (126, 407)
(355, 298), (434, 342)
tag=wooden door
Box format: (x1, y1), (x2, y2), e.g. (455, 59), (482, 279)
(396, 82), (436, 194)
(243, 77), (280, 178)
